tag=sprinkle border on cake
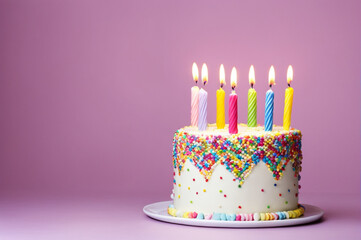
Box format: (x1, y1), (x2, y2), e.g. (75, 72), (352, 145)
(173, 124), (302, 187)
(167, 204), (305, 221)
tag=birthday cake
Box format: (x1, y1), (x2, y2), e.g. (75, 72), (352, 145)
(167, 63), (302, 221)
(167, 124), (304, 221)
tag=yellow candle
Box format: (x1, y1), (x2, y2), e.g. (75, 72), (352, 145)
(283, 66), (294, 130)
(217, 64), (226, 129)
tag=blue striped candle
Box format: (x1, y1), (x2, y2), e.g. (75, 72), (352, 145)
(265, 89), (274, 131)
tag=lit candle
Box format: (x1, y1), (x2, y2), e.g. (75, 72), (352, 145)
(198, 63), (208, 131)
(247, 65), (257, 127)
(229, 67), (238, 134)
(283, 65), (294, 130)
(216, 64), (226, 129)
(265, 66), (275, 131)
(191, 63), (199, 127)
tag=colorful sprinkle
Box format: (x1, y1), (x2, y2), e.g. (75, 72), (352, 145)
(173, 129), (303, 186)
(267, 205), (270, 209)
(261, 189), (264, 192)
(168, 205), (305, 221)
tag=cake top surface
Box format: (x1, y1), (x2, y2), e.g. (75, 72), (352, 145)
(179, 123), (300, 137)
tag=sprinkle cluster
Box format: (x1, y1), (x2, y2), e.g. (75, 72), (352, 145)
(173, 128), (302, 186)
(167, 204), (305, 221)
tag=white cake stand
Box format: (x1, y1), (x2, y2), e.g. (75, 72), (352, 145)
(143, 201), (323, 228)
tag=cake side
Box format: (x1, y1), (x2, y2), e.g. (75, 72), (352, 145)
(170, 124), (303, 220)
(173, 160), (299, 214)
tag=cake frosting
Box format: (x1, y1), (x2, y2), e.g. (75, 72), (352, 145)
(168, 123), (303, 221)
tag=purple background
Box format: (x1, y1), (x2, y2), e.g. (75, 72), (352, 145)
(0, 0), (360, 238)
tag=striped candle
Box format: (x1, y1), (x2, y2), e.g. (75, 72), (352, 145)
(229, 92), (238, 134)
(191, 63), (199, 127)
(265, 89), (274, 131)
(198, 64), (208, 131)
(247, 65), (257, 127)
(265, 66), (275, 131)
(198, 88), (208, 131)
(283, 87), (294, 130)
(216, 64), (226, 129)
(283, 66), (294, 130)
(216, 87), (225, 129)
(248, 88), (257, 127)
(191, 86), (199, 127)
(229, 67), (238, 134)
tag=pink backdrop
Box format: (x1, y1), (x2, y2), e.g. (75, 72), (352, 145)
(0, 0), (360, 201)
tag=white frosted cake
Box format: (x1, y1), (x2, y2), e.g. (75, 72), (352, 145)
(168, 124), (304, 221)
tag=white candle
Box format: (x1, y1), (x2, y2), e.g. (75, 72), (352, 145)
(198, 63), (208, 131)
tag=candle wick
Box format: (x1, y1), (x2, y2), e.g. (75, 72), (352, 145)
(232, 86), (235, 91)
(221, 83), (223, 88)
(204, 81), (206, 86)
(251, 83), (254, 89)
(269, 84), (272, 88)
(195, 80), (198, 85)
(288, 83), (290, 87)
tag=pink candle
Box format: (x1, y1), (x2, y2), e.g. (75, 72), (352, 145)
(191, 86), (199, 126)
(229, 67), (238, 134)
(191, 63), (199, 127)
(229, 92), (238, 134)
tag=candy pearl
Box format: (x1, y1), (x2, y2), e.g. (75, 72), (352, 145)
(196, 213), (204, 219)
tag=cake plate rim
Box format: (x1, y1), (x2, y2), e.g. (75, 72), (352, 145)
(143, 200), (324, 228)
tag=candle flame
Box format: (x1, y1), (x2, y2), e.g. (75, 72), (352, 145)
(192, 62), (199, 83)
(231, 67), (237, 89)
(201, 63), (208, 85)
(287, 65), (293, 85)
(219, 64), (225, 87)
(268, 65), (275, 86)
(249, 65), (255, 86)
